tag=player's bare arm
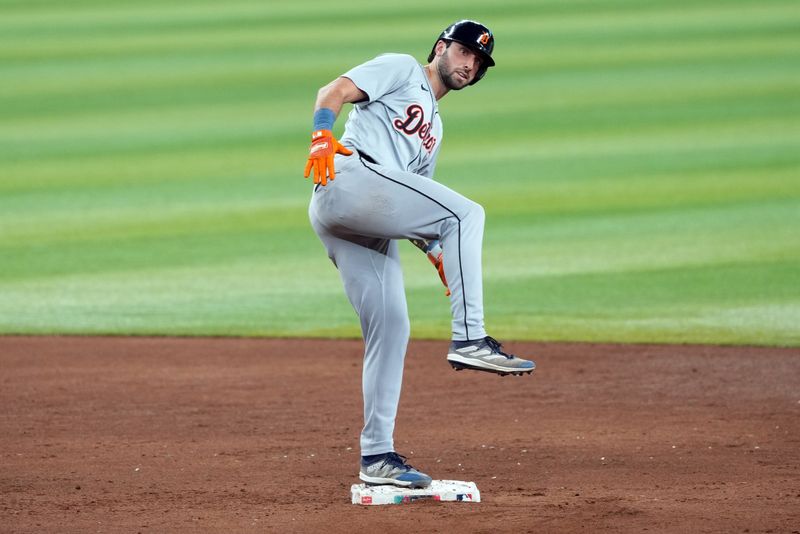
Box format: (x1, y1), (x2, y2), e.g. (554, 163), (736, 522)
(303, 78), (366, 186)
(314, 77), (368, 116)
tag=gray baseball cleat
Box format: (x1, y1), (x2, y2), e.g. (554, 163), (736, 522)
(447, 336), (536, 376)
(359, 452), (432, 488)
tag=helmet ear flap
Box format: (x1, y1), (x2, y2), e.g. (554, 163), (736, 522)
(470, 65), (488, 86)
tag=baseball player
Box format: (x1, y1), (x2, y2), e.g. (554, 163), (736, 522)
(304, 20), (535, 489)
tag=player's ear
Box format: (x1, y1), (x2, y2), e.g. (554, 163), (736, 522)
(434, 39), (449, 57)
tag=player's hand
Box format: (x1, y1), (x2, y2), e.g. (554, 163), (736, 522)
(303, 129), (353, 186)
(427, 250), (451, 297)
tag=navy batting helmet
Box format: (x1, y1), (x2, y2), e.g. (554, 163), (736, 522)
(427, 20), (495, 85)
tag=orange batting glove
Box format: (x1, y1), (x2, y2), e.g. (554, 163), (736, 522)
(427, 250), (451, 297)
(303, 129), (353, 186)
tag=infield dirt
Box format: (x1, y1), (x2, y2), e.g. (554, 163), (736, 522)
(2, 336), (798, 533)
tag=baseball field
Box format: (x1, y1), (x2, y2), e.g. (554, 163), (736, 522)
(1, 0), (799, 532)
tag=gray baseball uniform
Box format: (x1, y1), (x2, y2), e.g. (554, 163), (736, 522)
(308, 53), (487, 456)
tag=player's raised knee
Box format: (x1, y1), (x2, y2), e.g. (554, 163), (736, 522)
(465, 200), (485, 224)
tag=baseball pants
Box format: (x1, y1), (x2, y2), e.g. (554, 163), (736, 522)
(308, 152), (487, 455)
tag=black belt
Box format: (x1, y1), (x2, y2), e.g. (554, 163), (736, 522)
(359, 151), (378, 165)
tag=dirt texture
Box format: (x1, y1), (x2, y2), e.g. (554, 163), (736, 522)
(1, 336), (799, 533)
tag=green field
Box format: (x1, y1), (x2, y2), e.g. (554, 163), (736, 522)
(1, 0), (799, 345)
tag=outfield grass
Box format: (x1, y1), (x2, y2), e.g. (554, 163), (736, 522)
(1, 0), (798, 345)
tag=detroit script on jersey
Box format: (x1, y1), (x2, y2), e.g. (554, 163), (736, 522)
(340, 53), (443, 177)
(393, 104), (437, 153)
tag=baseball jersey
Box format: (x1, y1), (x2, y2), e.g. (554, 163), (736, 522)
(340, 53), (443, 178)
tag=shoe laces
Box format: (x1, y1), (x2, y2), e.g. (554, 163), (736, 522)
(485, 336), (514, 359)
(383, 452), (415, 471)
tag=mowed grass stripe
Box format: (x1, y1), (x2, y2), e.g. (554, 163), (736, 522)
(4, 11), (797, 64)
(2, 119), (796, 192)
(5, 108), (797, 165)
(3, 20), (796, 87)
(481, 261), (800, 346)
(4, 43), (798, 125)
(1, 0), (795, 36)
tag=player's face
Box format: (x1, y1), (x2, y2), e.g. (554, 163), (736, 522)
(437, 43), (482, 90)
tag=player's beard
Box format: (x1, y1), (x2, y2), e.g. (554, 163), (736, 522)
(437, 51), (473, 90)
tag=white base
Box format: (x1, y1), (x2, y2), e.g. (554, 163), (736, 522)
(351, 480), (480, 505)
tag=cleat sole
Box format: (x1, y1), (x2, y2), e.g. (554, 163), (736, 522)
(449, 360), (534, 377)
